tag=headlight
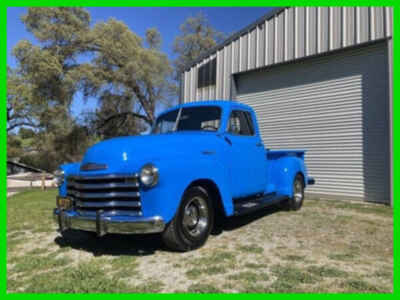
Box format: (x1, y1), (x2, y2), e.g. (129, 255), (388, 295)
(54, 169), (65, 187)
(139, 163), (159, 187)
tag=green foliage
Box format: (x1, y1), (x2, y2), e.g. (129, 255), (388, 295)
(173, 12), (225, 80)
(7, 7), (175, 169)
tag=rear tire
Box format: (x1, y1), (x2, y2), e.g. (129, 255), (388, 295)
(284, 174), (304, 211)
(162, 186), (214, 251)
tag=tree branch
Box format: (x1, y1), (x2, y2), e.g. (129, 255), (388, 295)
(97, 111), (151, 130)
(7, 121), (39, 132)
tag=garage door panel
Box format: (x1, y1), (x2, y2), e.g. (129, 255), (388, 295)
(236, 43), (390, 203)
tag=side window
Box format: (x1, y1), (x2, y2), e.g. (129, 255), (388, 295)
(227, 110), (255, 136)
(243, 111), (255, 135)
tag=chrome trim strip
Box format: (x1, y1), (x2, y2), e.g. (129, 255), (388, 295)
(67, 182), (139, 190)
(75, 200), (141, 208)
(67, 190), (140, 199)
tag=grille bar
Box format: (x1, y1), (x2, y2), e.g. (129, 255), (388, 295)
(67, 182), (139, 190)
(67, 173), (141, 215)
(75, 200), (141, 208)
(69, 174), (139, 181)
(67, 190), (140, 199)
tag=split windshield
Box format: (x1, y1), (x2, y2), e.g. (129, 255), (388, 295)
(152, 106), (222, 134)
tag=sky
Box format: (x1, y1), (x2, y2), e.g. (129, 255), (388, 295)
(7, 7), (273, 118)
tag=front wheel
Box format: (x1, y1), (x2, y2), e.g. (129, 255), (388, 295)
(162, 186), (214, 251)
(285, 174), (305, 211)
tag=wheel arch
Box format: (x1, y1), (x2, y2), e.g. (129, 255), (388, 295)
(187, 178), (227, 219)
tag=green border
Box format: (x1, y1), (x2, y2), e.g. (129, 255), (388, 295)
(2, 1), (397, 296)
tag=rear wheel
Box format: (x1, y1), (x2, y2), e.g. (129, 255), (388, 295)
(285, 174), (304, 211)
(162, 186), (214, 251)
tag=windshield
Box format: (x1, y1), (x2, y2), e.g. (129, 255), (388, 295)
(152, 106), (221, 134)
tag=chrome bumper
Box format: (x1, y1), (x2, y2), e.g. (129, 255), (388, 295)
(53, 208), (165, 236)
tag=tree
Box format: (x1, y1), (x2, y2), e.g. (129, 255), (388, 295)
(173, 12), (225, 80)
(7, 7), (175, 169)
(15, 7), (92, 119)
(19, 128), (35, 139)
(7, 67), (39, 132)
(76, 19), (173, 128)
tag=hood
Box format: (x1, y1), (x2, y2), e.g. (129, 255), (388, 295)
(80, 132), (222, 173)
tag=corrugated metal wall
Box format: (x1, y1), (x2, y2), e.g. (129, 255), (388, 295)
(235, 43), (390, 203)
(182, 6), (393, 102)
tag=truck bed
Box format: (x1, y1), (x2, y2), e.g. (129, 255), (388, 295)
(266, 149), (305, 160)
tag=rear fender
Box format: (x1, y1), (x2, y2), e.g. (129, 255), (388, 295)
(269, 156), (306, 197)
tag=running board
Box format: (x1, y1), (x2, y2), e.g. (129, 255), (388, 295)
(233, 193), (288, 216)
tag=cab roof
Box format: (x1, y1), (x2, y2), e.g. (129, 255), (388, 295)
(159, 100), (253, 117)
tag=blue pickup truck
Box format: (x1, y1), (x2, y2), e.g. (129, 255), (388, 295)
(54, 101), (314, 251)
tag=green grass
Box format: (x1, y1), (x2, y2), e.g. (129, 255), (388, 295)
(237, 244), (264, 254)
(282, 254), (306, 261)
(13, 255), (72, 273)
(306, 265), (348, 278)
(7, 190), (393, 293)
(328, 253), (356, 261)
(7, 189), (57, 233)
(340, 279), (384, 293)
(186, 265), (227, 279)
(23, 261), (133, 293)
(270, 264), (318, 292)
(187, 283), (222, 293)
(317, 200), (392, 217)
(244, 262), (268, 269)
(228, 271), (269, 283)
(189, 250), (236, 268)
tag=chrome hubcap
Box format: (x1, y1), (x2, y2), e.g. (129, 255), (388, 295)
(182, 196), (208, 237)
(294, 180), (303, 203)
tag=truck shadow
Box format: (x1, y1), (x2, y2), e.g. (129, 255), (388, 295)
(54, 204), (283, 256)
(212, 204), (282, 234)
(54, 231), (165, 256)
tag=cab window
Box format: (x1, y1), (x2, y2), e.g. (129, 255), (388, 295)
(227, 110), (255, 136)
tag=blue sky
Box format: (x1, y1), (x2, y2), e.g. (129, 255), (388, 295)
(7, 7), (272, 117)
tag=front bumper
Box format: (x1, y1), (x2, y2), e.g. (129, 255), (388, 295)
(53, 208), (165, 236)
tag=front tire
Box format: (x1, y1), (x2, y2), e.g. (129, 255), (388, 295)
(162, 186), (214, 251)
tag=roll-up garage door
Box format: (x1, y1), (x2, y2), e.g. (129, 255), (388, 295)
(236, 42), (390, 203)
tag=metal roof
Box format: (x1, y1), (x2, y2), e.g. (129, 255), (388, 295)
(183, 7), (285, 72)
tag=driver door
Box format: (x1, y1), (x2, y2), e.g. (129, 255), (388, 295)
(224, 109), (267, 198)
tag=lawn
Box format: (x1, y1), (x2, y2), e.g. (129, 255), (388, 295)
(7, 189), (393, 293)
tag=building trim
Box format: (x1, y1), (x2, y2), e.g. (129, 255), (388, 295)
(183, 7), (285, 72)
(387, 37), (393, 207)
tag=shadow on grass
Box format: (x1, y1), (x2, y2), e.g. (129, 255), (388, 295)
(54, 230), (165, 256)
(55, 204), (284, 256)
(213, 204), (283, 234)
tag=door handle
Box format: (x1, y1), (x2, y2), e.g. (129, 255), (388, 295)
(224, 136), (232, 146)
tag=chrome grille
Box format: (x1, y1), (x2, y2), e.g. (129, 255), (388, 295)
(67, 174), (141, 216)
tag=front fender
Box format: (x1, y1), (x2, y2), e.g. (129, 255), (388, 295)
(140, 157), (233, 223)
(58, 162), (81, 197)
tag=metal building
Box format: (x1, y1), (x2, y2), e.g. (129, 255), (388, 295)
(179, 7), (393, 205)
